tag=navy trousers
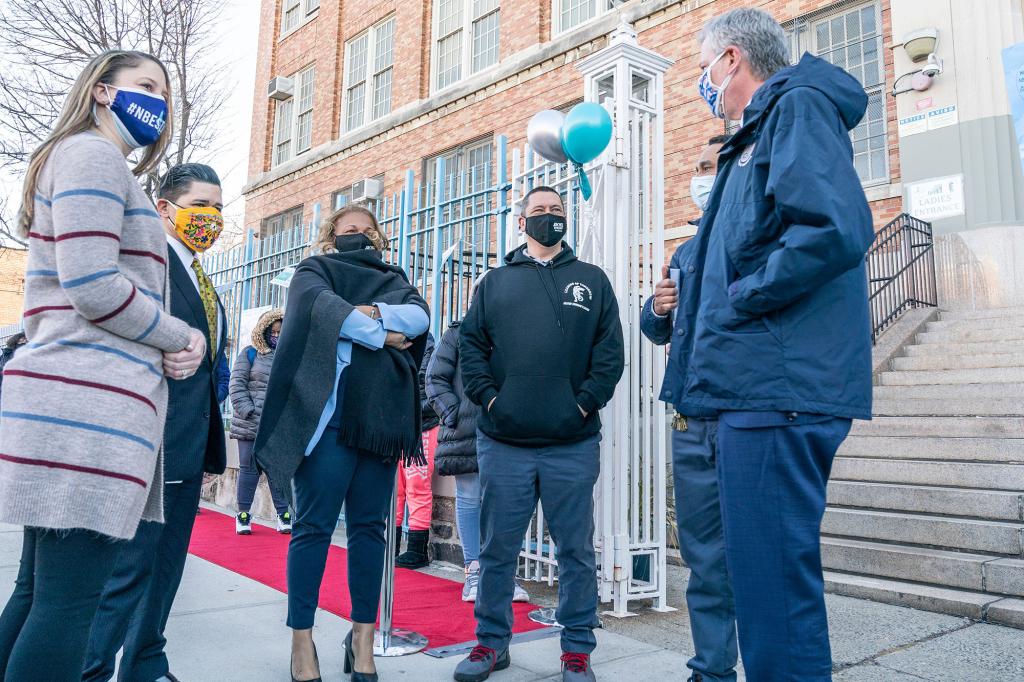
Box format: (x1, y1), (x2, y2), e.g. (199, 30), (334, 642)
(475, 431), (601, 654)
(716, 412), (851, 682)
(0, 528), (121, 682)
(83, 476), (203, 682)
(671, 419), (737, 682)
(287, 427), (397, 628)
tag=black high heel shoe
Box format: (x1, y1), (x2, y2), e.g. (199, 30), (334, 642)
(291, 640), (322, 682)
(344, 630), (379, 681)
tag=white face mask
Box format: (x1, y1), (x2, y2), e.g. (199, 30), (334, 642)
(690, 174), (716, 212)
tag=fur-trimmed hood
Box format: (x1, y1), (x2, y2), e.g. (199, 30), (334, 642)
(251, 309), (284, 355)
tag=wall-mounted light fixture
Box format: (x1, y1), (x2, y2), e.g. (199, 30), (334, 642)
(891, 28), (944, 97)
(902, 28), (938, 62)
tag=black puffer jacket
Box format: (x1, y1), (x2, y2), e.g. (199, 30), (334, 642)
(425, 323), (479, 475)
(419, 333), (439, 431)
(229, 309), (283, 440)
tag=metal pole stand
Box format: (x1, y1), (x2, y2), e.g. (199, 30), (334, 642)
(374, 486), (428, 657)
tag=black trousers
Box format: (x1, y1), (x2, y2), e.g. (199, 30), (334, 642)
(0, 527), (122, 681)
(83, 477), (203, 682)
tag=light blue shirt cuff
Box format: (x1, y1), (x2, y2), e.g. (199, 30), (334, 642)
(340, 309), (385, 349)
(374, 302), (429, 337)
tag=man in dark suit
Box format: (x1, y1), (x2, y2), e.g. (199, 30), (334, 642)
(84, 164), (228, 682)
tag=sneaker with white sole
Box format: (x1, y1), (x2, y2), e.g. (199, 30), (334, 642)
(277, 511), (293, 534)
(462, 562), (480, 602)
(235, 512), (252, 535)
(512, 578), (530, 603)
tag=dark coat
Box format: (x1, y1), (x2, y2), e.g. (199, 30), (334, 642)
(165, 254), (227, 481)
(683, 53), (875, 420)
(419, 334), (439, 431)
(229, 309), (283, 440)
(425, 323), (479, 476)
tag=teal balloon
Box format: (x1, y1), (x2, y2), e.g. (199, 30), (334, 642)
(561, 103), (612, 165)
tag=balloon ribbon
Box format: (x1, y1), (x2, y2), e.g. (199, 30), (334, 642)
(575, 162), (593, 201)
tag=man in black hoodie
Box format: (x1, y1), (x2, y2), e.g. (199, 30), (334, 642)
(454, 187), (624, 682)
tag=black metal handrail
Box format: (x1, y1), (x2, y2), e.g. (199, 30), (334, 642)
(866, 213), (937, 343)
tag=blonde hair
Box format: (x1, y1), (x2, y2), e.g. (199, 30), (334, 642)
(312, 204), (388, 255)
(18, 50), (174, 237)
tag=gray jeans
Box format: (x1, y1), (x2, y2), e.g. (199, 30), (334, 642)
(672, 418), (738, 682)
(474, 430), (601, 654)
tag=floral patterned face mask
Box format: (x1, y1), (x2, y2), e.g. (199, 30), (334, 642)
(170, 203), (224, 253)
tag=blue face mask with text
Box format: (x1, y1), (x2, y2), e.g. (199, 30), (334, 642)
(101, 85), (167, 149)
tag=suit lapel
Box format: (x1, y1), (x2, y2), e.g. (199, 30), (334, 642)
(169, 254), (211, 342)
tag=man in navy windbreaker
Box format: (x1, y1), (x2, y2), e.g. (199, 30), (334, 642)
(640, 135), (738, 682)
(685, 9), (875, 680)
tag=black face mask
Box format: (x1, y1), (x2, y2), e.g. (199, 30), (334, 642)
(335, 233), (374, 253)
(524, 213), (566, 248)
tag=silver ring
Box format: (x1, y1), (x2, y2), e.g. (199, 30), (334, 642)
(179, 369), (185, 379)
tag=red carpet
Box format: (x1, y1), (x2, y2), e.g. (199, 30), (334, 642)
(188, 509), (546, 647)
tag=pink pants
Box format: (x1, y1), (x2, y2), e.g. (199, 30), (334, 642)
(396, 427), (437, 531)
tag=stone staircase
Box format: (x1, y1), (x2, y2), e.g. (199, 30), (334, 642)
(822, 306), (1024, 628)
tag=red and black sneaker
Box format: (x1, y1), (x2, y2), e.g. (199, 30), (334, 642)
(560, 652), (596, 681)
(453, 644), (511, 682)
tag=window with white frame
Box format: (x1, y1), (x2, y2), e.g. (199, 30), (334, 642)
(272, 65), (315, 167)
(344, 17), (395, 132)
(423, 138), (494, 250)
(281, 0), (320, 37)
(554, 0), (623, 35)
(433, 0), (501, 92)
(786, 1), (887, 184)
(262, 205), (304, 238)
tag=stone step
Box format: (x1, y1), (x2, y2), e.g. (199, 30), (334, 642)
(831, 457), (1024, 491)
(872, 398), (1024, 416)
(905, 340), (1024, 357)
(917, 326), (1024, 345)
(821, 537), (999, 593)
(925, 315), (1024, 333)
(821, 508), (1024, 555)
(823, 571), (1023, 626)
(873, 383), (1024, 400)
(838, 435), (1024, 462)
(940, 307), (1024, 322)
(850, 417), (1024, 439)
(892, 352), (1024, 371)
(826, 481), (1023, 521)
(879, 367), (1024, 386)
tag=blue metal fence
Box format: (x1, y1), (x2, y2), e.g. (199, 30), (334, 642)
(204, 135), (513, 369)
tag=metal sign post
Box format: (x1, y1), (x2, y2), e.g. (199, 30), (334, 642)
(374, 485), (428, 657)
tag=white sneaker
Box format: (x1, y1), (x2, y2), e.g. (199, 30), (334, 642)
(462, 562), (480, 602)
(235, 512), (252, 535)
(276, 511), (293, 534)
(512, 579), (531, 603)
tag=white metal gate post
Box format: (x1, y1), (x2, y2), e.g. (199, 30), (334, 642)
(576, 23), (675, 617)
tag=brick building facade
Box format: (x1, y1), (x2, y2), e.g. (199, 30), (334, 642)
(0, 249), (28, 328)
(243, 0), (904, 255)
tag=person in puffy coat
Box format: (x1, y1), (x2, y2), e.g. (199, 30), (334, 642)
(229, 308), (290, 534)
(426, 320), (529, 604)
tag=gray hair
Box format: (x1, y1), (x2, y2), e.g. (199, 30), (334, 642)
(699, 8), (790, 81)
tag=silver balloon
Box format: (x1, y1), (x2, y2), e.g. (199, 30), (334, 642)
(527, 110), (568, 164)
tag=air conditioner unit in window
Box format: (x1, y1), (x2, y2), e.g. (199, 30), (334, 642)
(352, 178), (384, 203)
(268, 76), (294, 101)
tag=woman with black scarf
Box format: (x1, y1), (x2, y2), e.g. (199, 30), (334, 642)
(255, 205), (429, 682)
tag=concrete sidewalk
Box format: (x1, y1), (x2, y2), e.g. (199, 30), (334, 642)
(0, 513), (1021, 681)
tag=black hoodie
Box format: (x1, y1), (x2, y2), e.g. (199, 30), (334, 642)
(459, 243), (625, 447)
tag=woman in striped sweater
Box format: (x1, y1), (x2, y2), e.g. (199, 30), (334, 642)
(0, 51), (206, 680)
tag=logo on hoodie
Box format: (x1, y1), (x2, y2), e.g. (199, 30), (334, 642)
(564, 282), (593, 312)
(738, 143), (756, 167)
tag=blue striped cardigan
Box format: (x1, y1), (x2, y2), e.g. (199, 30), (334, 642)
(0, 132), (192, 539)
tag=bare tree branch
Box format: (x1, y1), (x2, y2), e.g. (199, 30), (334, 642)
(0, 0), (227, 203)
